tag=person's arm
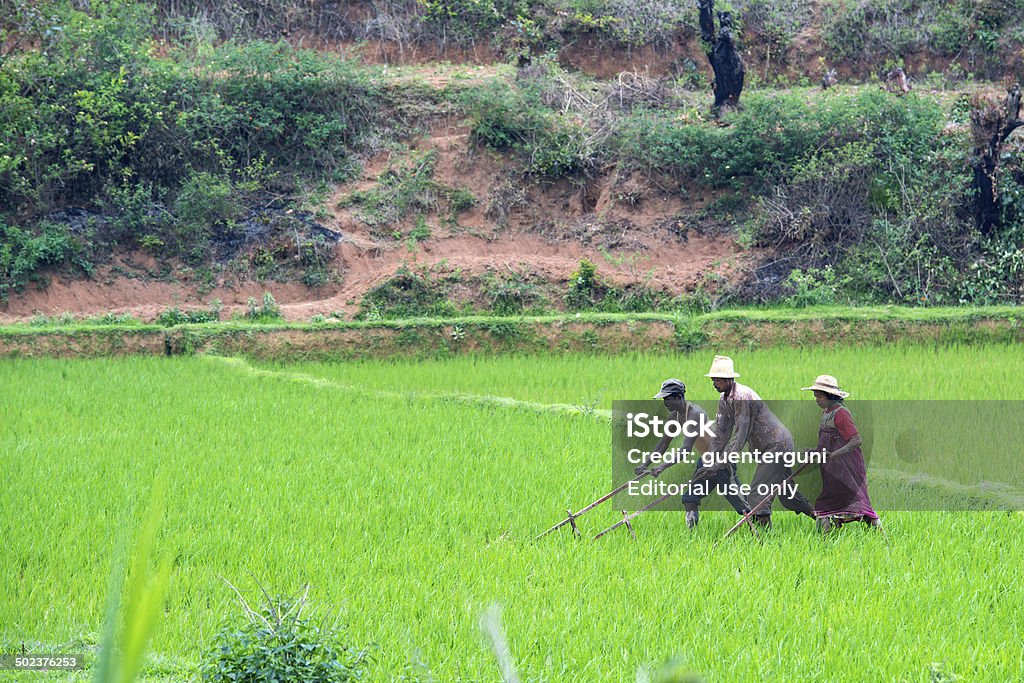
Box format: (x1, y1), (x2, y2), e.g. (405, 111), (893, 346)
(828, 408), (862, 459)
(648, 407), (705, 477)
(723, 398), (753, 456)
(701, 401), (734, 474)
(634, 411), (678, 476)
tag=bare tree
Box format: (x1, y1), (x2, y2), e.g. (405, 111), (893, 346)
(699, 0), (744, 117)
(970, 82), (1023, 233)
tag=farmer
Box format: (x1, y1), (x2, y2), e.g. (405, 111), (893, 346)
(705, 355), (816, 528)
(801, 375), (881, 533)
(636, 378), (750, 528)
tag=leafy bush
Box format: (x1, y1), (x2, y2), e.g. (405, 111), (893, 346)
(0, 220), (76, 301)
(417, 0), (526, 46)
(484, 273), (548, 314)
(201, 591), (368, 683)
(357, 266), (457, 319)
(246, 291), (283, 322)
(460, 80), (594, 177)
(821, 0), (1024, 74)
(0, 0), (379, 285)
(783, 266), (848, 307)
(565, 258), (598, 309)
(155, 300), (222, 326)
(617, 89), (946, 189)
(173, 171), (240, 242)
(561, 0), (688, 47)
(461, 81), (551, 151)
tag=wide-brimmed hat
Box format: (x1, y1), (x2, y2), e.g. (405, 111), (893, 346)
(653, 378), (686, 398)
(801, 374), (849, 398)
(705, 355), (740, 378)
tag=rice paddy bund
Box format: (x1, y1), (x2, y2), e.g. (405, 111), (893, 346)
(3, 347), (1024, 681)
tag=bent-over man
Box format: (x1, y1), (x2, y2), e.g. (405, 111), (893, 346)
(637, 378), (750, 529)
(704, 355), (815, 528)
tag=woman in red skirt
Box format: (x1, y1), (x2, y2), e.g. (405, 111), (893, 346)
(801, 375), (882, 534)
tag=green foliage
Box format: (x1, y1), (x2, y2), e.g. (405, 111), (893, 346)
(417, 0), (527, 46)
(783, 266), (849, 307)
(559, 0), (689, 48)
(461, 81), (549, 151)
(566, 258), (598, 310)
(155, 300), (223, 326)
(956, 245), (1024, 305)
(459, 80), (592, 177)
(409, 215), (432, 242)
(246, 291), (283, 323)
(357, 266), (457, 319)
(173, 171), (240, 242)
(617, 89), (945, 189)
(201, 591), (368, 683)
(821, 0), (1024, 73)
(340, 150), (440, 229)
(484, 272), (548, 315)
(0, 0), (378, 283)
(0, 220), (77, 301)
(340, 151), (476, 231)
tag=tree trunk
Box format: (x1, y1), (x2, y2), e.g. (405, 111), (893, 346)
(970, 83), (1023, 234)
(699, 0), (745, 117)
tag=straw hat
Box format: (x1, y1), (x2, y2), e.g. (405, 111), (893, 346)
(801, 374), (849, 398)
(705, 355), (740, 378)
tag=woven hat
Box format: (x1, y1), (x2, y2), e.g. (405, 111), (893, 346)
(801, 374), (849, 398)
(705, 355), (740, 378)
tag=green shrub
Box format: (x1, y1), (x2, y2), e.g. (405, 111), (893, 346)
(484, 273), (548, 314)
(0, 2), (379, 270)
(155, 301), (222, 326)
(417, 0), (526, 46)
(200, 591), (368, 683)
(0, 220), (76, 301)
(821, 0), (1024, 73)
(357, 266), (456, 319)
(566, 258), (598, 310)
(173, 171), (239, 241)
(460, 79), (595, 177)
(460, 81), (550, 151)
(246, 292), (283, 322)
(783, 266), (848, 307)
(560, 0), (688, 48)
(617, 89), (945, 189)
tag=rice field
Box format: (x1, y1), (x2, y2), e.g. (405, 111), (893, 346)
(2, 346), (1024, 681)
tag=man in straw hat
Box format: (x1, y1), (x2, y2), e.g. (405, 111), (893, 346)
(801, 375), (881, 533)
(637, 378), (751, 528)
(704, 355), (816, 528)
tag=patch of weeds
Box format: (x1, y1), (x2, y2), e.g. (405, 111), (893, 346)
(356, 265), (456, 320)
(565, 259), (599, 310)
(483, 272), (548, 315)
(156, 300), (223, 326)
(200, 588), (369, 683)
(246, 292), (283, 323)
(302, 268), (330, 288)
(482, 321), (522, 340)
(83, 313), (141, 326)
(139, 234), (165, 254)
(341, 151), (477, 235)
(409, 216), (432, 242)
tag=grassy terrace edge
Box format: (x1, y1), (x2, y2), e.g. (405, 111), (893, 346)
(1, 306), (1022, 359)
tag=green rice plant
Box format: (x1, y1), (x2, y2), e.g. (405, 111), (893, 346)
(94, 481), (172, 683)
